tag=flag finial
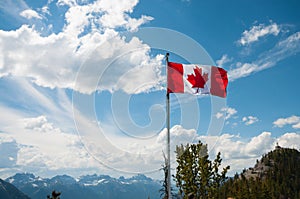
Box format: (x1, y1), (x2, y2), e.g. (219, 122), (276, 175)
(165, 53), (169, 62)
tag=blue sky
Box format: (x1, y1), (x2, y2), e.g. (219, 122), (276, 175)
(0, 0), (300, 179)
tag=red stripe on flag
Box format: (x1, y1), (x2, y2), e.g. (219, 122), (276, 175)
(167, 62), (184, 93)
(210, 66), (228, 98)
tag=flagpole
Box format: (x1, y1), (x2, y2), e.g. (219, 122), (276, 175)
(165, 53), (171, 199)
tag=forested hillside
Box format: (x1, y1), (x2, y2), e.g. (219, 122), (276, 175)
(221, 146), (300, 199)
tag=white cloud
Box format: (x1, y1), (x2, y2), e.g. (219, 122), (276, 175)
(1, 1), (299, 181)
(20, 9), (42, 19)
(41, 5), (50, 15)
(216, 54), (231, 67)
(228, 31), (300, 81)
(293, 123), (300, 129)
(57, 0), (77, 7)
(228, 61), (274, 81)
(201, 131), (300, 175)
(244, 132), (273, 156)
(0, 0), (161, 95)
(215, 107), (237, 120)
(201, 132), (274, 160)
(0, 113), (96, 174)
(125, 15), (154, 32)
(97, 0), (154, 31)
(157, 125), (198, 149)
(228, 62), (259, 80)
(1, 109), (300, 179)
(23, 115), (61, 133)
(242, 116), (259, 125)
(238, 22), (280, 46)
(62, 0), (153, 33)
(277, 132), (300, 149)
(273, 115), (300, 129)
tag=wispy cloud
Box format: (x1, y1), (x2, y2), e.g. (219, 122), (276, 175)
(228, 31), (300, 81)
(0, 0), (29, 23)
(0, 77), (111, 177)
(238, 22), (280, 46)
(216, 54), (232, 67)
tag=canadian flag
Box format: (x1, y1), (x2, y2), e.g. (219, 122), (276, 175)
(167, 62), (228, 98)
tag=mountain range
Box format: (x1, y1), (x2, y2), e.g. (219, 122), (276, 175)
(4, 173), (162, 199)
(3, 146), (300, 199)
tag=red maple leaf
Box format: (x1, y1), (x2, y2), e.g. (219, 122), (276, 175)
(187, 66), (209, 89)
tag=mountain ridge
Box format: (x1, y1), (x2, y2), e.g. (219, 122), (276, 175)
(0, 178), (30, 199)
(4, 146), (300, 199)
(5, 173), (162, 199)
(222, 146), (300, 198)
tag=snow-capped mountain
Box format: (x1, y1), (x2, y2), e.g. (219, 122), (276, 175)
(5, 173), (162, 199)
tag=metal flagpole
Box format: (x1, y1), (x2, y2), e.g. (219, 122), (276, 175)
(165, 53), (171, 199)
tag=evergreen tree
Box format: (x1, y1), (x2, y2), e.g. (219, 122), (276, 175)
(174, 141), (230, 199)
(222, 147), (300, 198)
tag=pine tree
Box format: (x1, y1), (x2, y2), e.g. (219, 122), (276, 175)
(174, 141), (229, 199)
(222, 147), (300, 198)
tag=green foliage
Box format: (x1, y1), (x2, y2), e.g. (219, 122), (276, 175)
(174, 141), (230, 199)
(222, 147), (300, 199)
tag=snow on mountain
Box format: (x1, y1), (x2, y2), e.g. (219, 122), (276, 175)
(5, 173), (162, 199)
